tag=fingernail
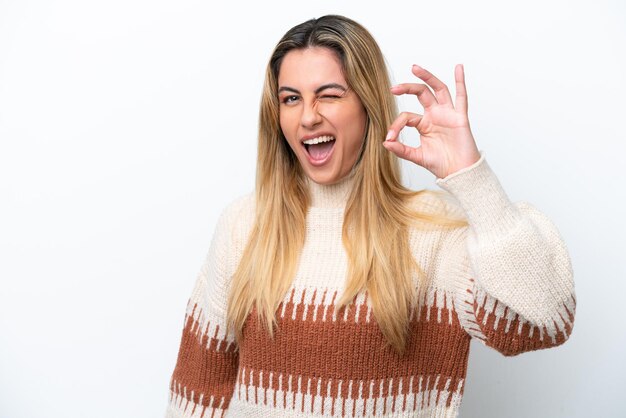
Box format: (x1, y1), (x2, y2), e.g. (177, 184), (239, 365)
(385, 129), (395, 141)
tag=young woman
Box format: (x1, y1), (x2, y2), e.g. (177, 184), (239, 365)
(165, 14), (576, 418)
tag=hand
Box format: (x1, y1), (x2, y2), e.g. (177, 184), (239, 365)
(382, 64), (481, 179)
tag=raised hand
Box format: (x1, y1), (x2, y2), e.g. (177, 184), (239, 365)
(382, 64), (481, 180)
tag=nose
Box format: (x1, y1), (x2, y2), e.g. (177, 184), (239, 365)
(300, 99), (323, 129)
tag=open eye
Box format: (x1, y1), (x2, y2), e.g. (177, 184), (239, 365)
(281, 95), (299, 105)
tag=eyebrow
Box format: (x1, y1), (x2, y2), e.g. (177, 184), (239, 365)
(277, 83), (348, 95)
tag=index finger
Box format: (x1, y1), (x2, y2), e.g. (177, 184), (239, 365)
(411, 64), (454, 107)
(390, 83), (437, 109)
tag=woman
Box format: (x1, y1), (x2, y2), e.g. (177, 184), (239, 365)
(165, 14), (576, 418)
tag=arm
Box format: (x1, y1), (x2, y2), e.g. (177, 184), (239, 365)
(166, 204), (239, 417)
(436, 151), (576, 356)
(380, 64), (575, 354)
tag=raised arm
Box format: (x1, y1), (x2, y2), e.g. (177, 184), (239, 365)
(436, 153), (576, 356)
(166, 203), (240, 417)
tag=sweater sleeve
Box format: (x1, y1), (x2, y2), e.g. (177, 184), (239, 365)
(165, 202), (240, 417)
(435, 150), (576, 356)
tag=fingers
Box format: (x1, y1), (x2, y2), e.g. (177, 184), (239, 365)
(385, 111), (423, 142)
(382, 140), (424, 167)
(454, 64), (468, 114)
(390, 83), (438, 109)
(411, 64), (454, 107)
(391, 64), (467, 112)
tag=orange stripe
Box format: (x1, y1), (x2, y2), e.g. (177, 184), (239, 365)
(237, 299), (470, 401)
(170, 304), (239, 408)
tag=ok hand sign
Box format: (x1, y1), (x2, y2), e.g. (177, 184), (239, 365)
(382, 64), (481, 180)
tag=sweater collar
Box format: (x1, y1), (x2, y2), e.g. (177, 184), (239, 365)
(305, 168), (357, 209)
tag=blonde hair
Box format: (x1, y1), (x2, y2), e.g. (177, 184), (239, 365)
(226, 15), (467, 355)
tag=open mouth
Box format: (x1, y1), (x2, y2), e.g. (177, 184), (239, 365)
(302, 135), (336, 162)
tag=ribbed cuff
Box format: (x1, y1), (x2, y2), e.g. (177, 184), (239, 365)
(435, 150), (523, 239)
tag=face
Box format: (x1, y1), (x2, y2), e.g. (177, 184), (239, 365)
(277, 46), (368, 185)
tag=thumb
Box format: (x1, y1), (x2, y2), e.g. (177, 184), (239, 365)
(382, 140), (424, 167)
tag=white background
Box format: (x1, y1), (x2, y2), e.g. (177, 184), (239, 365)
(1, 0), (625, 417)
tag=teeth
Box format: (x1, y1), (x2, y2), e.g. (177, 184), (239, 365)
(303, 135), (335, 145)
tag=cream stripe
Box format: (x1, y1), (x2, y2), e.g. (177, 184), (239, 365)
(231, 371), (464, 417)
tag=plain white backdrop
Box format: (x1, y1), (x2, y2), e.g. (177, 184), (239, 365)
(1, 0), (625, 417)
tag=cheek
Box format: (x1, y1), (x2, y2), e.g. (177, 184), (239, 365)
(337, 108), (367, 150)
(278, 113), (293, 143)
(279, 110), (295, 138)
(279, 110), (300, 151)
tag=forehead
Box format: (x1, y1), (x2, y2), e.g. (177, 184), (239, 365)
(278, 46), (346, 89)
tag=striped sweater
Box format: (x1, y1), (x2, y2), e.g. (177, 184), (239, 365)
(164, 150), (576, 418)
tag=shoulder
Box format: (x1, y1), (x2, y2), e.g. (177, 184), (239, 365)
(404, 187), (467, 225)
(214, 190), (255, 248)
(215, 191), (255, 225)
(206, 191), (255, 275)
(219, 190), (255, 222)
(402, 188), (470, 287)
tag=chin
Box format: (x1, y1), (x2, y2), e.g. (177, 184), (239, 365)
(304, 167), (337, 185)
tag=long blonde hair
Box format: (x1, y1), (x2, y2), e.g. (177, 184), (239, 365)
(226, 15), (467, 355)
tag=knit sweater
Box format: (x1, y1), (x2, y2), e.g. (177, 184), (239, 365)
(164, 150), (576, 418)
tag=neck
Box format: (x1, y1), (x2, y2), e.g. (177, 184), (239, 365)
(306, 168), (357, 209)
